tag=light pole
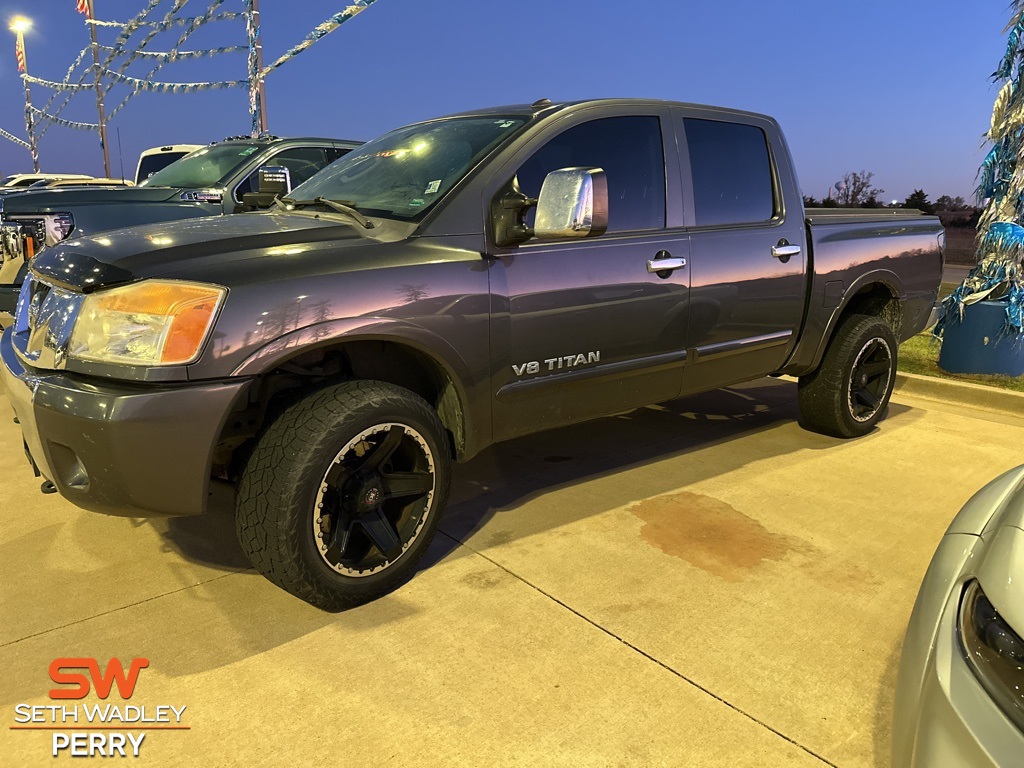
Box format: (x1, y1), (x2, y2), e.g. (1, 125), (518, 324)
(10, 16), (39, 172)
(80, 1), (112, 177)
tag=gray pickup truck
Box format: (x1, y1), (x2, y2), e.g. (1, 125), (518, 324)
(0, 134), (360, 323)
(0, 99), (943, 610)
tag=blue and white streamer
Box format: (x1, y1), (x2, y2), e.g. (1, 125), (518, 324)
(99, 0), (166, 70)
(36, 48), (92, 140)
(0, 126), (30, 150)
(245, 0), (262, 136)
(95, 43), (245, 61)
(107, 0), (235, 119)
(103, 68), (247, 94)
(88, 11), (243, 29)
(260, 1), (378, 77)
(29, 107), (98, 132)
(22, 74), (94, 92)
(102, 0), (191, 93)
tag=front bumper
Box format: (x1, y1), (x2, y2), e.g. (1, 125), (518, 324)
(1, 325), (250, 516)
(893, 529), (1024, 766)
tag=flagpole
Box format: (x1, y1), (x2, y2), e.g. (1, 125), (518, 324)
(83, 0), (112, 177)
(10, 18), (39, 173)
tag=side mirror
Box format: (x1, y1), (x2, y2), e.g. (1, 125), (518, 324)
(238, 166), (292, 212)
(257, 165), (291, 195)
(534, 167), (608, 240)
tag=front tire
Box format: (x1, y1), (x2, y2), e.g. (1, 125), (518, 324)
(798, 313), (897, 438)
(235, 380), (451, 611)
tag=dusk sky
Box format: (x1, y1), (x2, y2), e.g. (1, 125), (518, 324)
(0, 0), (1011, 203)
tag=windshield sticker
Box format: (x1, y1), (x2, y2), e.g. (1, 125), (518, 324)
(425, 180), (441, 194)
(409, 198), (425, 207)
(240, 147), (258, 156)
(496, 120), (516, 128)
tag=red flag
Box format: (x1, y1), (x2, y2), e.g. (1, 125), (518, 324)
(14, 35), (25, 73)
(76, 0), (92, 18)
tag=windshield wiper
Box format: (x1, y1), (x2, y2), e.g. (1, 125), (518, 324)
(279, 196), (374, 229)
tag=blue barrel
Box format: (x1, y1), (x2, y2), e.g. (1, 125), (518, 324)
(938, 299), (1024, 376)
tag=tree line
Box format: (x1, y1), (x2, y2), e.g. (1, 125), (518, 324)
(802, 170), (975, 217)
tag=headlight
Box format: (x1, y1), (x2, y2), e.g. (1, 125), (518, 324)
(958, 580), (1024, 731)
(69, 280), (226, 366)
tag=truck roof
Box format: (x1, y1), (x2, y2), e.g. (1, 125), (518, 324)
(437, 98), (776, 124)
(215, 135), (362, 146)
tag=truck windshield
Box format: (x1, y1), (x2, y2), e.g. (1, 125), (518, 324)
(289, 116), (527, 220)
(139, 143), (258, 189)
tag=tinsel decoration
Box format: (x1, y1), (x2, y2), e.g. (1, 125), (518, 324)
(936, 2), (1024, 337)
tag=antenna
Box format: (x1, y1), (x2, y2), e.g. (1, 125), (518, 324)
(116, 127), (126, 183)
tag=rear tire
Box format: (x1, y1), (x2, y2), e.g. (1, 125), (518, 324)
(798, 313), (897, 438)
(235, 380), (451, 611)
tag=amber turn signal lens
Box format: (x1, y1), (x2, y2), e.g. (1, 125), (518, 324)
(70, 280), (227, 366)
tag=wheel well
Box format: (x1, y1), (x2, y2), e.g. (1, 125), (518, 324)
(837, 282), (901, 333)
(212, 341), (467, 479)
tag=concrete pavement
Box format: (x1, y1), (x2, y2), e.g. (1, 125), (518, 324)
(3, 378), (1023, 767)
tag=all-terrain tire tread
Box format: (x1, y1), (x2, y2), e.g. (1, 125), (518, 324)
(235, 380), (450, 611)
(797, 313), (897, 439)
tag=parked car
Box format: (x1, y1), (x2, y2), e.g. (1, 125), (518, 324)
(135, 144), (204, 184)
(0, 98), (944, 610)
(1, 173), (93, 188)
(28, 178), (134, 188)
(0, 134), (360, 325)
(893, 465), (1024, 766)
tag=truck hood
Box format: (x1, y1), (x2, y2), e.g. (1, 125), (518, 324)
(30, 212), (373, 292)
(1, 185), (185, 212)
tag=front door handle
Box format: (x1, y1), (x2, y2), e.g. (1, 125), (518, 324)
(647, 251), (686, 273)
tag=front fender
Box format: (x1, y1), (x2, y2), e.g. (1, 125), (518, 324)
(229, 316), (487, 458)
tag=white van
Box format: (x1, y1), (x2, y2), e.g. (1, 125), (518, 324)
(134, 144), (204, 184)
(1, 173), (93, 187)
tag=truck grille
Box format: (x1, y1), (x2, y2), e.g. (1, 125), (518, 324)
(12, 274), (84, 370)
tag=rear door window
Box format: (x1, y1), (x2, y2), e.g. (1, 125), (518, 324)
(684, 118), (774, 226)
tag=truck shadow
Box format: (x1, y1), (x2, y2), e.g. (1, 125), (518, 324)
(158, 377), (914, 575)
(422, 378), (915, 570)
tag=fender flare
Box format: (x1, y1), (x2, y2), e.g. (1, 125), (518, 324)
(231, 316), (485, 457)
(800, 269), (905, 373)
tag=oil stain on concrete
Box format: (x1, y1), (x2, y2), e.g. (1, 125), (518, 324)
(630, 491), (798, 582)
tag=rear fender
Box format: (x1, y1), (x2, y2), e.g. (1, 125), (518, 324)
(788, 270), (904, 374)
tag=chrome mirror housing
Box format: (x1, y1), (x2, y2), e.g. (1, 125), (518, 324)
(533, 167), (608, 240)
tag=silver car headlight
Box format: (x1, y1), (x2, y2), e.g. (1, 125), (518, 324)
(958, 580), (1024, 731)
(69, 279), (227, 366)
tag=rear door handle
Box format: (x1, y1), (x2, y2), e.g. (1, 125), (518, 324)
(647, 251), (686, 273)
(772, 244), (801, 260)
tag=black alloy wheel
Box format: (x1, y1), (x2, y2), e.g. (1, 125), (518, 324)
(847, 336), (893, 423)
(313, 422), (436, 577)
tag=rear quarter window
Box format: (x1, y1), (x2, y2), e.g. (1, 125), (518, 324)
(684, 118), (774, 226)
